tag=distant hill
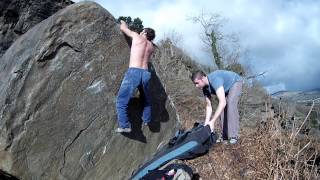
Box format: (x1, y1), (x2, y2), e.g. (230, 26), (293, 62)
(271, 89), (320, 104)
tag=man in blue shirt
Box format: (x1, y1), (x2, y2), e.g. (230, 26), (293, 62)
(191, 70), (243, 144)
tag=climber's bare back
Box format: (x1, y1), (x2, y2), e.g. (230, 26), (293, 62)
(119, 20), (154, 70)
(129, 36), (154, 70)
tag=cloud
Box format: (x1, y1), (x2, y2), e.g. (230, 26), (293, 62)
(75, 0), (320, 92)
(241, 1), (320, 91)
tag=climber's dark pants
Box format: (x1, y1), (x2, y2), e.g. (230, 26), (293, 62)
(116, 67), (152, 128)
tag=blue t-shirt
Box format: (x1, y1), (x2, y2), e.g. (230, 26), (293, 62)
(203, 70), (242, 97)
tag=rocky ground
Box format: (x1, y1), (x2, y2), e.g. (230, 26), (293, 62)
(0, 0), (73, 57)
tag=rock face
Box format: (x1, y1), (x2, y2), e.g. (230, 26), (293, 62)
(0, 2), (178, 179)
(0, 0), (73, 57)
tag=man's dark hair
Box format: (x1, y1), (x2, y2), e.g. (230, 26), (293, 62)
(144, 28), (155, 41)
(191, 70), (206, 82)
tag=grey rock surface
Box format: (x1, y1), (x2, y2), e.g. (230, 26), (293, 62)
(0, 0), (73, 57)
(0, 2), (178, 179)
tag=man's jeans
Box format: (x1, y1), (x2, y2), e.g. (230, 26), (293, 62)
(116, 68), (152, 128)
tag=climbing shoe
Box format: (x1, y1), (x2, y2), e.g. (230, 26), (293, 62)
(115, 127), (132, 133)
(229, 138), (238, 144)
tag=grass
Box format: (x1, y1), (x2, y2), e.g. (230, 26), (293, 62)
(185, 99), (319, 180)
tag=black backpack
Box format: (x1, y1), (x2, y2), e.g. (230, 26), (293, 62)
(130, 123), (217, 179)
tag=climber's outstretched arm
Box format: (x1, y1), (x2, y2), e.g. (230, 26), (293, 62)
(120, 20), (138, 38)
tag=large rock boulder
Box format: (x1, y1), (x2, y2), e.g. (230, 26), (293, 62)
(0, 2), (179, 179)
(0, 0), (73, 57)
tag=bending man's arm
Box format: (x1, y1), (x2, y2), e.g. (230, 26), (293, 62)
(204, 96), (213, 125)
(208, 86), (226, 131)
(120, 20), (137, 38)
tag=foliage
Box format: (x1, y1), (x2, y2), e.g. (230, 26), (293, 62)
(117, 16), (144, 33)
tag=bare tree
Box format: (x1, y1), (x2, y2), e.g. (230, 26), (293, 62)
(162, 29), (183, 47)
(189, 11), (243, 72)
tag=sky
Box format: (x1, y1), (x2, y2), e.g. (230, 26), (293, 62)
(76, 0), (320, 93)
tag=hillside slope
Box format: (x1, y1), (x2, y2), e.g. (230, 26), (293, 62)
(152, 40), (320, 179)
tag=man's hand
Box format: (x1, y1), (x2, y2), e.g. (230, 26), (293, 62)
(204, 121), (209, 126)
(120, 20), (128, 29)
(119, 20), (135, 38)
(205, 119), (215, 132)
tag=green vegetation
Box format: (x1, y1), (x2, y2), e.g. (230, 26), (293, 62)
(117, 16), (144, 33)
